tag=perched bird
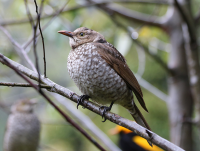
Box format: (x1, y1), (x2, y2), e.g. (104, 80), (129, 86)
(58, 27), (150, 130)
(3, 99), (40, 151)
(110, 126), (163, 151)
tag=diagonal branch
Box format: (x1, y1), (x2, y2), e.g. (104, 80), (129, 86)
(0, 53), (106, 151)
(0, 26), (37, 72)
(97, 3), (166, 28)
(0, 53), (184, 151)
(0, 82), (51, 89)
(0, 84), (121, 150)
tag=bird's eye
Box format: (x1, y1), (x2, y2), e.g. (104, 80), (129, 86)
(79, 33), (85, 36)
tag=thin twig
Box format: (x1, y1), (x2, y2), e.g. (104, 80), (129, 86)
(0, 54), (106, 151)
(0, 53), (184, 151)
(34, 0), (47, 77)
(23, 1), (69, 50)
(32, 0), (42, 92)
(0, 82), (51, 89)
(24, 0), (34, 27)
(0, 26), (37, 72)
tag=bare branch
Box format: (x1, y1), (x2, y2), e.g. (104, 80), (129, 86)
(34, 0), (47, 77)
(0, 53), (106, 151)
(0, 84), (121, 150)
(32, 0), (42, 91)
(23, 1), (69, 50)
(97, 3), (166, 28)
(0, 26), (36, 72)
(24, 0), (34, 27)
(0, 53), (184, 151)
(0, 82), (51, 89)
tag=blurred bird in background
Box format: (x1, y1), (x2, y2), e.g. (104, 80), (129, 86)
(3, 99), (40, 151)
(110, 125), (163, 151)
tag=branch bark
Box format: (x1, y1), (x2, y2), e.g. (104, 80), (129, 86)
(0, 82), (51, 89)
(0, 53), (106, 151)
(96, 3), (167, 28)
(0, 53), (184, 151)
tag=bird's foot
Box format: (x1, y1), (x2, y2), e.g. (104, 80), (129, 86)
(146, 129), (154, 147)
(77, 95), (90, 109)
(99, 106), (112, 122)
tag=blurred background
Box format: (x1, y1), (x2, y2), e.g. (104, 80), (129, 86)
(0, 0), (200, 150)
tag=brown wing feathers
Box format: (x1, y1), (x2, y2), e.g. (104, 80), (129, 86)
(96, 43), (148, 112)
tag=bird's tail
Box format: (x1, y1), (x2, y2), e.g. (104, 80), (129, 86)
(126, 103), (152, 146)
(129, 104), (151, 131)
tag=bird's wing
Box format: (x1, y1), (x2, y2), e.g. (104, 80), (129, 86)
(95, 43), (148, 112)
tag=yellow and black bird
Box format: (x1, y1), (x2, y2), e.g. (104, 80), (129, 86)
(110, 125), (163, 151)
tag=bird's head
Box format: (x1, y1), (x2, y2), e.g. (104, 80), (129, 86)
(58, 27), (106, 49)
(11, 99), (37, 114)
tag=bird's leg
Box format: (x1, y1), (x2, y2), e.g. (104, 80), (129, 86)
(77, 95), (90, 109)
(99, 102), (114, 122)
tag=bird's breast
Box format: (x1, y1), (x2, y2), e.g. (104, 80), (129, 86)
(67, 43), (132, 105)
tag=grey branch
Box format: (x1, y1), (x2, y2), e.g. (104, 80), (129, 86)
(0, 26), (36, 72)
(0, 54), (106, 151)
(0, 53), (184, 151)
(97, 3), (166, 28)
(0, 82), (51, 89)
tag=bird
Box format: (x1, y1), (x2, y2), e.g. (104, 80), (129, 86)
(58, 27), (150, 131)
(110, 126), (163, 151)
(3, 99), (40, 151)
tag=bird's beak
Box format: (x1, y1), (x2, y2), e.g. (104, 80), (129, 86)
(58, 30), (73, 38)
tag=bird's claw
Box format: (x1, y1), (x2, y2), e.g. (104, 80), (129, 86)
(77, 95), (90, 109)
(146, 129), (154, 147)
(99, 106), (111, 122)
